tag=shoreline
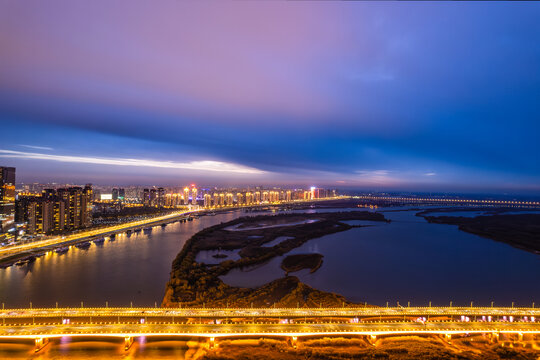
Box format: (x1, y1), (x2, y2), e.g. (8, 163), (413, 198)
(416, 209), (540, 254)
(162, 210), (388, 308)
(0, 197), (350, 268)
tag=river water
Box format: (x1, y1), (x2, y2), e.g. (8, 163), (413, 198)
(0, 207), (538, 309)
(0, 211), (247, 308)
(220, 208), (540, 307)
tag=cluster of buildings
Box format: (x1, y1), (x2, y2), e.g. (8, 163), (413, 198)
(94, 185), (336, 209)
(142, 187), (167, 207)
(1, 165), (338, 242)
(203, 189), (299, 208)
(2, 167), (94, 241)
(136, 186), (336, 209)
(199, 187), (336, 208)
(16, 185), (93, 235)
(0, 167), (16, 242)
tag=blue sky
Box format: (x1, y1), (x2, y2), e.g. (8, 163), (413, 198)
(0, 1), (539, 193)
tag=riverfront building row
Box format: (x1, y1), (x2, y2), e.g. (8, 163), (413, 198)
(0, 167), (16, 242)
(15, 185), (93, 235)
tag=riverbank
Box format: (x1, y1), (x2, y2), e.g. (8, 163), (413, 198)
(162, 211), (388, 308)
(0, 211), (189, 268)
(0, 198), (350, 268)
(417, 211), (540, 254)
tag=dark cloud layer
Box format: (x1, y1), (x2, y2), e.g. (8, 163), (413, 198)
(0, 2), (539, 192)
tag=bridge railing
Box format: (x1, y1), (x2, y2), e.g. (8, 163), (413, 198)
(1, 306), (539, 319)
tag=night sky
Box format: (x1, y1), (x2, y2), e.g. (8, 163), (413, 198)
(1, 2), (539, 193)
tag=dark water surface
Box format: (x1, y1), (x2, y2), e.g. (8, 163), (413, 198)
(0, 207), (538, 309)
(0, 211), (247, 308)
(221, 208), (540, 307)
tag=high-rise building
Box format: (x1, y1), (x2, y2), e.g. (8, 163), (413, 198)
(236, 193), (244, 205)
(15, 194), (38, 234)
(157, 187), (165, 207)
(82, 184), (93, 227)
(149, 189), (157, 207)
(226, 193), (233, 206)
(204, 194), (212, 208)
(254, 191), (261, 203)
(57, 186), (92, 229)
(57, 188), (81, 229)
(142, 189), (150, 206)
(112, 188), (119, 200)
(219, 193), (225, 206)
(213, 193), (220, 207)
(0, 167), (16, 241)
(245, 192), (253, 205)
(173, 193), (180, 207)
(191, 187), (198, 205)
(183, 187), (190, 205)
(16, 184), (92, 235)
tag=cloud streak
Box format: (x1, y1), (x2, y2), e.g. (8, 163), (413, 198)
(19, 144), (54, 151)
(0, 149), (265, 174)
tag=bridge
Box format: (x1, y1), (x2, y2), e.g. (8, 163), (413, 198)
(353, 195), (540, 207)
(1, 307), (538, 351)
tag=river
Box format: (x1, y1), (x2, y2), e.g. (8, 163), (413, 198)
(0, 207), (538, 309)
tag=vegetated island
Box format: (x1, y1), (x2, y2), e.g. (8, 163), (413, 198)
(163, 211), (388, 308)
(418, 211), (540, 254)
(281, 253), (323, 275)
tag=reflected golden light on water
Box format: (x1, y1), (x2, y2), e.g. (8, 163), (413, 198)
(0, 336), (195, 359)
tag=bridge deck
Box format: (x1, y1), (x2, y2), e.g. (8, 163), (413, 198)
(1, 307), (538, 318)
(1, 321), (538, 339)
(0, 307), (538, 339)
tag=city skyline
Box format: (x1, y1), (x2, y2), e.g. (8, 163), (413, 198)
(1, 2), (540, 194)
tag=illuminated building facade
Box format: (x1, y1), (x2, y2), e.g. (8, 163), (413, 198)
(16, 185), (93, 235)
(236, 193), (244, 205)
(191, 187), (198, 205)
(204, 194), (212, 207)
(112, 188), (125, 201)
(157, 187), (165, 207)
(245, 192), (253, 205)
(142, 188), (150, 206)
(219, 193), (225, 206)
(183, 187), (189, 205)
(225, 193), (233, 206)
(0, 167), (16, 241)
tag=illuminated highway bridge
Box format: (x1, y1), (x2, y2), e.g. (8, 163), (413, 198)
(1, 307), (538, 351)
(354, 195), (540, 206)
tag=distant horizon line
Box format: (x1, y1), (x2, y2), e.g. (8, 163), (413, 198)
(13, 182), (540, 200)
